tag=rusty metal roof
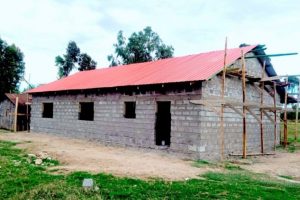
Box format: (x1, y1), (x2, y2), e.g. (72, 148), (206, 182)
(5, 93), (32, 105)
(28, 45), (257, 93)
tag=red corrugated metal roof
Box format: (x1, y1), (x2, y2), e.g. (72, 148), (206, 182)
(28, 45), (257, 93)
(5, 93), (32, 105)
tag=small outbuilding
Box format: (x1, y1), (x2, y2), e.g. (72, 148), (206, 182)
(0, 93), (31, 131)
(28, 45), (287, 159)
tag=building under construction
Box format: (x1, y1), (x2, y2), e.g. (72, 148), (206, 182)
(0, 93), (31, 131)
(27, 44), (297, 160)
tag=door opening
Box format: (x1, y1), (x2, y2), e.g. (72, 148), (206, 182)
(155, 101), (171, 146)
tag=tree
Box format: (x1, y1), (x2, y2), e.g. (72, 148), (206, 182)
(288, 76), (299, 94)
(78, 53), (97, 71)
(55, 41), (96, 78)
(0, 37), (25, 100)
(108, 26), (174, 66)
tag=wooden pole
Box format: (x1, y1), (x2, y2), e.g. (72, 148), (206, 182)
(273, 82), (277, 150)
(295, 81), (299, 140)
(26, 93), (29, 132)
(283, 78), (288, 148)
(241, 50), (247, 159)
(260, 61), (266, 153)
(13, 96), (19, 133)
(220, 37), (228, 160)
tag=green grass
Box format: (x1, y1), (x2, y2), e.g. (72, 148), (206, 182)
(281, 121), (300, 143)
(279, 121), (300, 152)
(1, 141), (300, 199)
(0, 129), (11, 133)
(278, 175), (294, 180)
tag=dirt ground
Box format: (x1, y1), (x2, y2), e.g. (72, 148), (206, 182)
(0, 131), (210, 180)
(241, 151), (300, 181)
(1, 131), (299, 181)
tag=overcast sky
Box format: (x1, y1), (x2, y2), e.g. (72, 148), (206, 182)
(0, 0), (299, 87)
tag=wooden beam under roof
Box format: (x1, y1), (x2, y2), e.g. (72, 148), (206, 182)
(261, 75), (300, 82)
(189, 99), (283, 110)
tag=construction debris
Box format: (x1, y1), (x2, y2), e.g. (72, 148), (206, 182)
(27, 151), (53, 165)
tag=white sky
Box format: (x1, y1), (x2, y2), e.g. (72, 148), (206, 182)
(0, 0), (299, 88)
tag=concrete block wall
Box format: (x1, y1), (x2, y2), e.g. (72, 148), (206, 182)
(200, 54), (281, 159)
(31, 91), (205, 159)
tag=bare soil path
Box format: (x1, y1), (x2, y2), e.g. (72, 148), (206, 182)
(1, 131), (299, 181)
(240, 152), (300, 181)
(0, 131), (209, 180)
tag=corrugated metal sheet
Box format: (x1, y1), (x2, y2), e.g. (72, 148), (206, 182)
(28, 45), (257, 93)
(5, 93), (32, 105)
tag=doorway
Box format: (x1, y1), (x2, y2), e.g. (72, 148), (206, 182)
(155, 101), (171, 146)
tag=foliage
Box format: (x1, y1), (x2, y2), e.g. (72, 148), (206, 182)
(280, 121), (300, 144)
(108, 26), (174, 66)
(1, 140), (300, 199)
(280, 111), (300, 120)
(288, 76), (299, 93)
(55, 41), (97, 78)
(0, 37), (25, 100)
(78, 53), (97, 71)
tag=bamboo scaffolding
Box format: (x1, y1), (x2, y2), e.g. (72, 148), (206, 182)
(241, 50), (247, 159)
(260, 61), (266, 153)
(188, 44), (298, 158)
(295, 82), (299, 140)
(283, 78), (288, 148)
(273, 82), (277, 150)
(220, 37), (228, 160)
(26, 93), (29, 132)
(261, 75), (300, 82)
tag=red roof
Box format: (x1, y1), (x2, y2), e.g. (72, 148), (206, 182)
(28, 45), (257, 93)
(5, 93), (32, 105)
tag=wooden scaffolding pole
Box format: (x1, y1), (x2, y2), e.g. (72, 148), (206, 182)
(283, 78), (288, 148)
(26, 93), (29, 132)
(13, 96), (19, 133)
(295, 81), (299, 140)
(241, 51), (247, 159)
(273, 82), (277, 150)
(260, 61), (266, 153)
(220, 37), (228, 160)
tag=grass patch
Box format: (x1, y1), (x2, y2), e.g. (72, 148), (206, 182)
(1, 140), (300, 199)
(0, 128), (11, 133)
(193, 159), (212, 168)
(278, 121), (300, 152)
(279, 175), (294, 180)
(224, 163), (242, 171)
(281, 121), (300, 143)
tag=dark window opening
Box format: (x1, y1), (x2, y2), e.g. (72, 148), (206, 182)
(155, 101), (171, 146)
(124, 102), (136, 118)
(42, 103), (53, 118)
(79, 102), (94, 121)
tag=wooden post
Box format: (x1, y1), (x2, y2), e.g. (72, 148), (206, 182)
(273, 82), (277, 150)
(283, 78), (288, 148)
(13, 96), (19, 133)
(260, 61), (266, 153)
(26, 93), (29, 132)
(220, 37), (228, 160)
(295, 81), (299, 140)
(241, 51), (247, 159)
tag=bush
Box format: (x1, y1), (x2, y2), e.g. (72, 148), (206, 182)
(280, 111), (300, 120)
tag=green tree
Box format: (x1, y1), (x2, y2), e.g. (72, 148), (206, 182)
(108, 26), (174, 66)
(0, 37), (25, 100)
(78, 53), (97, 71)
(288, 76), (299, 93)
(55, 41), (96, 78)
